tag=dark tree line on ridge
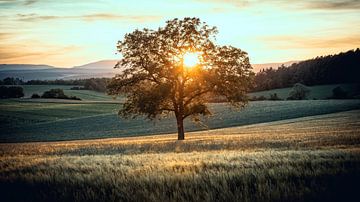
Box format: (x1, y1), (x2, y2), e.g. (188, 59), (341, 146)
(252, 49), (360, 92)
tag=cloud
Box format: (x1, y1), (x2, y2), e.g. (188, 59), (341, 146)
(15, 13), (162, 23)
(0, 44), (79, 61)
(0, 0), (38, 7)
(82, 14), (162, 22)
(260, 35), (360, 49)
(196, 0), (360, 10)
(303, 0), (360, 10)
(23, 0), (37, 6)
(196, 0), (250, 7)
(0, 32), (13, 40)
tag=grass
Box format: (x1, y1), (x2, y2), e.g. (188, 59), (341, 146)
(21, 85), (117, 101)
(1, 99), (359, 142)
(20, 83), (360, 102)
(249, 83), (359, 99)
(0, 110), (359, 201)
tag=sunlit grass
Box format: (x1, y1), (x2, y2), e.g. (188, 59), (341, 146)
(0, 110), (359, 201)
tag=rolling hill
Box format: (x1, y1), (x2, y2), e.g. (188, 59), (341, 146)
(0, 60), (120, 80)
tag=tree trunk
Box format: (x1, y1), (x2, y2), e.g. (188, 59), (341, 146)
(176, 116), (185, 140)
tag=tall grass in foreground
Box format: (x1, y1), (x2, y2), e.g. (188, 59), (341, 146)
(0, 110), (359, 201)
(1, 150), (360, 202)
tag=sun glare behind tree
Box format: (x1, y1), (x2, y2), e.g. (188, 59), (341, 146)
(183, 52), (200, 68)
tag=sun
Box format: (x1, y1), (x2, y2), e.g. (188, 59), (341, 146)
(183, 52), (200, 67)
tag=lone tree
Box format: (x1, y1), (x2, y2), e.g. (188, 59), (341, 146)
(287, 83), (310, 100)
(107, 17), (254, 140)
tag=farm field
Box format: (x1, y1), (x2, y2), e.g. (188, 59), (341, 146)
(19, 83), (360, 101)
(0, 110), (359, 201)
(1, 99), (360, 142)
(249, 83), (359, 100)
(20, 85), (116, 101)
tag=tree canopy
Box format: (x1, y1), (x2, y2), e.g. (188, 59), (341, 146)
(107, 17), (254, 140)
(253, 49), (360, 91)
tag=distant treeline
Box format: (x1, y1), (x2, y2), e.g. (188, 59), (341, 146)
(0, 78), (110, 92)
(253, 49), (360, 91)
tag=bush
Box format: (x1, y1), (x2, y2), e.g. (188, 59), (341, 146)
(41, 89), (67, 99)
(269, 93), (282, 100)
(330, 86), (349, 99)
(41, 89), (81, 100)
(0, 86), (24, 99)
(31, 93), (41, 98)
(69, 96), (81, 100)
(287, 83), (310, 100)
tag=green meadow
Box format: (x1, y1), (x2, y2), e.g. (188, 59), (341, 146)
(1, 99), (360, 142)
(1, 84), (360, 142)
(249, 83), (359, 100)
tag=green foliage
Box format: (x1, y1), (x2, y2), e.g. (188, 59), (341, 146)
(269, 93), (281, 100)
(41, 89), (81, 100)
(253, 48), (360, 91)
(287, 83), (310, 100)
(331, 86), (349, 99)
(31, 93), (40, 98)
(0, 86), (24, 99)
(108, 17), (254, 139)
(41, 88), (67, 99)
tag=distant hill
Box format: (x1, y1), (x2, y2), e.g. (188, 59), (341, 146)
(73, 60), (118, 70)
(0, 60), (121, 81)
(0, 64), (57, 71)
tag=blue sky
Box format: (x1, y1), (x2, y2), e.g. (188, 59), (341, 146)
(0, 0), (359, 67)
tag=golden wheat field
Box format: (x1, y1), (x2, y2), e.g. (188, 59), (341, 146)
(1, 110), (360, 202)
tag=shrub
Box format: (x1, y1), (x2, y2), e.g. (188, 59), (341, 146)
(287, 83), (310, 100)
(31, 93), (41, 98)
(330, 86), (349, 99)
(41, 89), (81, 100)
(69, 96), (81, 100)
(0, 86), (24, 99)
(41, 89), (67, 99)
(269, 93), (282, 100)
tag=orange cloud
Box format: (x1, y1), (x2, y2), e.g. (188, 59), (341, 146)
(0, 44), (80, 66)
(260, 35), (360, 49)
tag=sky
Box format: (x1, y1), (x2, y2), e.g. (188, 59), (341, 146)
(0, 0), (359, 67)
